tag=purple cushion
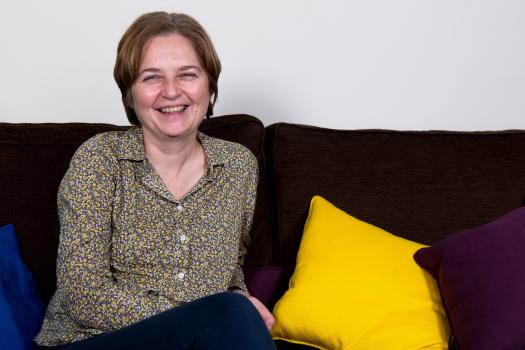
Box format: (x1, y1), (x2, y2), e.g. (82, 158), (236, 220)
(244, 266), (285, 308)
(414, 206), (525, 350)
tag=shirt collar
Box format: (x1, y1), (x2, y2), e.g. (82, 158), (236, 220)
(116, 127), (229, 170)
(197, 132), (228, 169)
(117, 126), (144, 161)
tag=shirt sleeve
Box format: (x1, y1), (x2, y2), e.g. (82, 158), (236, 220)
(55, 136), (159, 332)
(228, 151), (259, 294)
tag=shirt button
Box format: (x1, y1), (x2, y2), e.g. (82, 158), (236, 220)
(176, 205), (183, 212)
(180, 235), (186, 242)
(178, 272), (185, 279)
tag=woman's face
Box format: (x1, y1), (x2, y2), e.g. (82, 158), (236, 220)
(130, 33), (210, 143)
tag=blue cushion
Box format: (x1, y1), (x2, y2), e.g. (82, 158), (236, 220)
(0, 224), (44, 350)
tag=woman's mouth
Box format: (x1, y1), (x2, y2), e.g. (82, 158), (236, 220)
(158, 105), (188, 113)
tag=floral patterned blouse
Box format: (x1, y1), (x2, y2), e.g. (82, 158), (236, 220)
(35, 127), (258, 346)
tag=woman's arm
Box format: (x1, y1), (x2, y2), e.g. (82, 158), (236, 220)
(56, 135), (159, 332)
(227, 151), (275, 331)
(228, 151), (258, 293)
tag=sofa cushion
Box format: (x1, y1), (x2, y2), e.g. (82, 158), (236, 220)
(272, 196), (450, 350)
(414, 205), (525, 350)
(0, 114), (270, 304)
(245, 266), (286, 309)
(0, 224), (44, 350)
(265, 123), (525, 274)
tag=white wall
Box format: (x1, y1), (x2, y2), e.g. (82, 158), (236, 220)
(1, 0), (524, 130)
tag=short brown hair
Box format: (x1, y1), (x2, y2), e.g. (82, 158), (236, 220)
(114, 12), (221, 125)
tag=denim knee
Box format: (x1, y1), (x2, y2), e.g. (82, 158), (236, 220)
(199, 292), (275, 349)
(209, 292), (253, 311)
(206, 292), (259, 322)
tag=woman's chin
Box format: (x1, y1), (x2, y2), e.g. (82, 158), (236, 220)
(141, 111), (201, 140)
(159, 123), (198, 139)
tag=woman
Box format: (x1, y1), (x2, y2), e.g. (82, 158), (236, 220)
(35, 11), (276, 350)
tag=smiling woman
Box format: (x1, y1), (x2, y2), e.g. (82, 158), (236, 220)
(34, 11), (276, 350)
(130, 34), (210, 143)
(114, 12), (221, 124)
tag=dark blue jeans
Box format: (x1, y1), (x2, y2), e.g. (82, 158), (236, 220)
(54, 292), (276, 350)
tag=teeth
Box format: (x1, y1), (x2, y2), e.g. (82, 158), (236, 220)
(160, 106), (185, 113)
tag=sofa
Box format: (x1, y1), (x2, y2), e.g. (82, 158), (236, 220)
(2, 114), (525, 349)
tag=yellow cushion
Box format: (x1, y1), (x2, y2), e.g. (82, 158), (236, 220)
(271, 196), (450, 350)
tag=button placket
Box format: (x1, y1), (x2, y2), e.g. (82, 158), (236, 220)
(172, 200), (189, 300)
(174, 201), (187, 265)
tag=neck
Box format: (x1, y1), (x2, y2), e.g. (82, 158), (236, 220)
(143, 131), (202, 174)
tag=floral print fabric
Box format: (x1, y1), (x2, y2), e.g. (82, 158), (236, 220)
(35, 127), (257, 346)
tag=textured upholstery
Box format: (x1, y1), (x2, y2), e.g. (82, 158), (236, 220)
(265, 123), (525, 273)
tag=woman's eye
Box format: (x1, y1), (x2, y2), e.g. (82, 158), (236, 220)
(143, 75), (160, 82)
(180, 73), (197, 79)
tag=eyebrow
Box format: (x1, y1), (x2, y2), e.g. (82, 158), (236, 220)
(179, 65), (202, 72)
(138, 66), (202, 75)
(137, 68), (161, 76)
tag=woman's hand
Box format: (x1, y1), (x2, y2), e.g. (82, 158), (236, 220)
(247, 296), (275, 332)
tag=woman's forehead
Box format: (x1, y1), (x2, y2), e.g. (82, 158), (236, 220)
(139, 33), (201, 68)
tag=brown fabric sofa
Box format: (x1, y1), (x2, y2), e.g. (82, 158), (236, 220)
(2, 114), (525, 349)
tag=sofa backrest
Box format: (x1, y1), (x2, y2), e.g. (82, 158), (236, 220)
(265, 123), (525, 272)
(0, 114), (270, 304)
(4, 114), (525, 306)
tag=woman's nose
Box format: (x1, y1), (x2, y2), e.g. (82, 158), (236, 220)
(163, 80), (180, 99)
